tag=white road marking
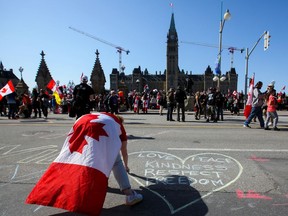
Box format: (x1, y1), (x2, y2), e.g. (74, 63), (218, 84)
(168, 148), (288, 152)
(11, 165), (19, 180)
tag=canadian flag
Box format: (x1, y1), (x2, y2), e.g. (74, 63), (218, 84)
(26, 113), (126, 215)
(46, 79), (57, 92)
(244, 73), (255, 119)
(0, 80), (15, 101)
(47, 79), (63, 105)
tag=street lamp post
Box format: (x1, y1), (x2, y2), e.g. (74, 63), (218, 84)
(213, 75), (226, 91)
(218, 9), (231, 75)
(136, 79), (140, 93)
(19, 67), (24, 80)
(214, 5), (231, 89)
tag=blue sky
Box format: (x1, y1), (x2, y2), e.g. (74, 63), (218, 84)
(1, 0), (287, 93)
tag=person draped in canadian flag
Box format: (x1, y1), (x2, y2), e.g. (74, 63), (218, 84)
(26, 112), (143, 215)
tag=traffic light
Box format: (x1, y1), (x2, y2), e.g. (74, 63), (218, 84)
(264, 31), (271, 51)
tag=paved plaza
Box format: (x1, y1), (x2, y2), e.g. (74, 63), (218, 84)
(0, 110), (287, 215)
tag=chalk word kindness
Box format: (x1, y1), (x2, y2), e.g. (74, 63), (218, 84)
(128, 151), (243, 214)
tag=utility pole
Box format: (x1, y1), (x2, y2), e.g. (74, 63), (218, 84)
(244, 31), (270, 103)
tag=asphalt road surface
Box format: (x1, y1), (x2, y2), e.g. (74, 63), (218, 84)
(0, 110), (287, 216)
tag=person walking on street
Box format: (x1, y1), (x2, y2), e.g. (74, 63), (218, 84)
(166, 88), (175, 121)
(243, 81), (266, 128)
(72, 75), (95, 119)
(206, 87), (217, 122)
(264, 88), (280, 131)
(175, 85), (187, 122)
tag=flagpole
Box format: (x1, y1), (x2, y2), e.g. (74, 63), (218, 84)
(244, 48), (249, 104)
(170, 2), (174, 13)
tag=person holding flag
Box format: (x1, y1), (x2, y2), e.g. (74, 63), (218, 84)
(26, 112), (143, 215)
(0, 80), (17, 119)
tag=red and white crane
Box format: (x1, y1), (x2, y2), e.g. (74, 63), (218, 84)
(69, 26), (130, 73)
(181, 40), (244, 68)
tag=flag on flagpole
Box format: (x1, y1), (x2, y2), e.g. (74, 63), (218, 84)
(26, 113), (125, 216)
(0, 80), (15, 101)
(244, 73), (255, 119)
(53, 91), (62, 105)
(47, 79), (57, 92)
(47, 79), (62, 105)
(280, 85), (286, 92)
(215, 56), (221, 75)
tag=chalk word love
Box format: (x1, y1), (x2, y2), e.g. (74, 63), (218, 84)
(129, 151), (243, 214)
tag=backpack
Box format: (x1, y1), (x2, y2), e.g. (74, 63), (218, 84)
(207, 93), (215, 105)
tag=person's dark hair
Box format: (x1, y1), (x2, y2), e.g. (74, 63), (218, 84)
(255, 81), (263, 88)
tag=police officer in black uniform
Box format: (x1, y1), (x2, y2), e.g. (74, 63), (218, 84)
(72, 75), (94, 119)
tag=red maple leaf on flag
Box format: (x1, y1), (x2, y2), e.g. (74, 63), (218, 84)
(68, 114), (108, 154)
(1, 87), (8, 94)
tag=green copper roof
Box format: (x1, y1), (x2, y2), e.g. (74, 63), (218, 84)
(169, 13), (176, 32)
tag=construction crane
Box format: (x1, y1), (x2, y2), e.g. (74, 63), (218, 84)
(69, 26), (130, 74)
(181, 41), (244, 68)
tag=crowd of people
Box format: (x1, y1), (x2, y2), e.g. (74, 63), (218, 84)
(0, 77), (287, 124)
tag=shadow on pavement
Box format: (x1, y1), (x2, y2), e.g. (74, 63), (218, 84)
(127, 135), (155, 140)
(102, 173), (209, 216)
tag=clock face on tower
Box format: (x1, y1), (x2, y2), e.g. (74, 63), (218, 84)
(170, 35), (175, 40)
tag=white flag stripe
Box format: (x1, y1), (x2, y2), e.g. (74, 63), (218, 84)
(54, 114), (122, 177)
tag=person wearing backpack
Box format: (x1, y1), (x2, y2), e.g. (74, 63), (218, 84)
(206, 87), (217, 122)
